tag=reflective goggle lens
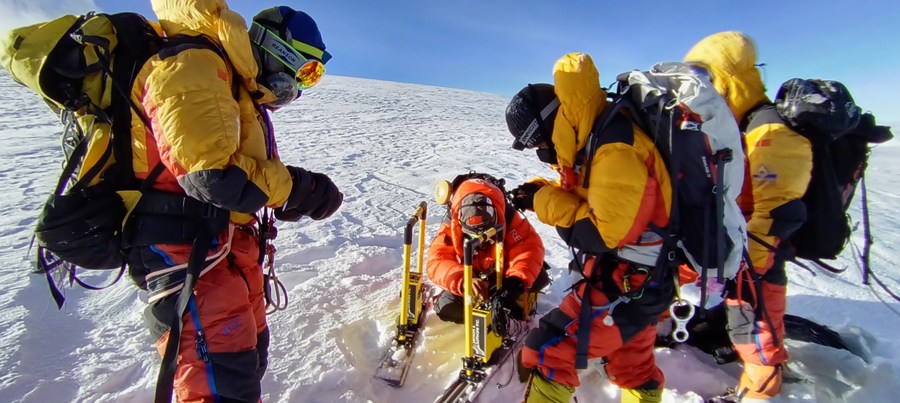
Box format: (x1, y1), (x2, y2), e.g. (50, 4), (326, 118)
(250, 22), (327, 91)
(295, 59), (325, 90)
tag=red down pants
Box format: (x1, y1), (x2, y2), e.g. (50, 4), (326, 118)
(142, 225), (269, 403)
(521, 256), (674, 389)
(726, 260), (788, 368)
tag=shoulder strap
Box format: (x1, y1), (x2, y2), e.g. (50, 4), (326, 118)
(504, 200), (516, 228)
(158, 35), (223, 60)
(742, 102), (778, 134)
(738, 101), (781, 133)
(581, 95), (646, 188)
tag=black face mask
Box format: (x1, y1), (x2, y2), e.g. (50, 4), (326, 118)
(536, 148), (558, 165)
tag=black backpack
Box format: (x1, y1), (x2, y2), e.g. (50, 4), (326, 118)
(1, 12), (163, 296)
(581, 63), (746, 287)
(749, 78), (893, 261)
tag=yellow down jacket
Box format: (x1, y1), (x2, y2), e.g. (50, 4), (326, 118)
(129, 0), (291, 225)
(533, 53), (672, 254)
(685, 32), (813, 272)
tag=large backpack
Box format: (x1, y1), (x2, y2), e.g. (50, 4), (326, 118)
(1, 12), (164, 302)
(2, 12), (233, 403)
(581, 62), (747, 299)
(0, 12), (231, 307)
(748, 78), (893, 262)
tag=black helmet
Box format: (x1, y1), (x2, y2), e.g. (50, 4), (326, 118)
(506, 83), (560, 150)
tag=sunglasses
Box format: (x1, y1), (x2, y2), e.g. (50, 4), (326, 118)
(250, 22), (327, 90)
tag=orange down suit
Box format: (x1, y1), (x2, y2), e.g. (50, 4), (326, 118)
(686, 32), (813, 399)
(127, 0), (298, 401)
(426, 179), (545, 295)
(519, 53), (675, 390)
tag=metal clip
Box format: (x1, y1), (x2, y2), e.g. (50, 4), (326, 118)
(669, 299), (695, 343)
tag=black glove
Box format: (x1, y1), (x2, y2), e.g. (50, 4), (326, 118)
(495, 276), (526, 311)
(510, 182), (542, 211)
(275, 166), (343, 222)
(491, 276), (527, 331)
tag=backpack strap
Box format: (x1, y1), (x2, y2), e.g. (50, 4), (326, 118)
(581, 96), (643, 188)
(739, 101), (773, 133)
(159, 35), (223, 59)
(154, 213), (222, 403)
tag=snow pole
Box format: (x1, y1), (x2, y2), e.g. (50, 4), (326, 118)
(399, 201), (428, 342)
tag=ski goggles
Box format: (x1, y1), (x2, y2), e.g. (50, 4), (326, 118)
(250, 22), (329, 90)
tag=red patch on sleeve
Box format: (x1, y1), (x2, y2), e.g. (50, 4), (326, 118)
(756, 139), (772, 147)
(217, 69), (229, 81)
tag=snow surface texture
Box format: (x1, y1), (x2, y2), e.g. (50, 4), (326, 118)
(0, 72), (898, 403)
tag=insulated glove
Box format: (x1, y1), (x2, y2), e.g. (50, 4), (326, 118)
(510, 182), (542, 211)
(276, 166), (343, 222)
(494, 276), (525, 311)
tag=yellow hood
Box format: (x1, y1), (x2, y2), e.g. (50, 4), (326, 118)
(684, 31), (768, 123)
(551, 53), (607, 171)
(151, 0), (263, 93)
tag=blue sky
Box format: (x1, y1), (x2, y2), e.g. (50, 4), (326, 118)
(2, 0), (898, 124)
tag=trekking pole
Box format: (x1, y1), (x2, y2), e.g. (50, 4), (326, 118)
(398, 202), (427, 344)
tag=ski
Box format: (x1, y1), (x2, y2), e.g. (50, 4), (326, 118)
(434, 323), (528, 403)
(375, 202), (430, 387)
(374, 280), (433, 386)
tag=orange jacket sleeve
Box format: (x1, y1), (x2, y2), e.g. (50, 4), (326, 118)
(503, 213), (545, 289)
(425, 222), (465, 295)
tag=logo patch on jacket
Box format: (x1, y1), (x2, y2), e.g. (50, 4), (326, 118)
(752, 165), (778, 184)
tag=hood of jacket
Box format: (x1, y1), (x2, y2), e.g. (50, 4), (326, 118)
(684, 31), (769, 124)
(551, 52), (607, 172)
(448, 179), (507, 257)
(151, 0), (267, 96)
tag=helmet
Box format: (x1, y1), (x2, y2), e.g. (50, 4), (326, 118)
(458, 192), (497, 236)
(506, 83), (559, 150)
(250, 6), (331, 108)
